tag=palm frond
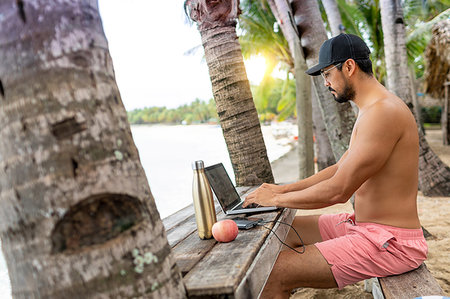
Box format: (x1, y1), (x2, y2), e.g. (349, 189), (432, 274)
(276, 74), (296, 121)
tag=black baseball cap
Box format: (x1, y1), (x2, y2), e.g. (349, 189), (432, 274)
(306, 33), (371, 76)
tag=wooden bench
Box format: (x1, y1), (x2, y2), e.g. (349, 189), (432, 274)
(371, 263), (445, 299)
(163, 186), (296, 298)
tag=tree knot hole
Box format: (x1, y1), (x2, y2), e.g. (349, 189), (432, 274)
(395, 17), (404, 24)
(0, 79), (4, 98)
(51, 117), (87, 140)
(16, 0), (26, 23)
(51, 194), (148, 254)
(71, 158), (78, 177)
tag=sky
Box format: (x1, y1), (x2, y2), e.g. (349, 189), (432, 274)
(97, 0), (266, 111)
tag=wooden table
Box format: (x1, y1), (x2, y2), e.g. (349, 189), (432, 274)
(163, 186), (296, 298)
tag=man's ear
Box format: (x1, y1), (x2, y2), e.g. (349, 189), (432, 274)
(345, 59), (357, 77)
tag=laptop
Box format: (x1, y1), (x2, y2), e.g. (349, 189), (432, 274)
(204, 163), (278, 215)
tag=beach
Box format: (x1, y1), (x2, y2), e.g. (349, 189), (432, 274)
(269, 129), (449, 297)
(0, 126), (447, 297)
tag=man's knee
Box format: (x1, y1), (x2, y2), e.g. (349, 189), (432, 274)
(286, 215), (322, 247)
(266, 245), (337, 292)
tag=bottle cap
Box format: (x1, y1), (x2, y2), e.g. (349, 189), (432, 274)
(192, 160), (204, 170)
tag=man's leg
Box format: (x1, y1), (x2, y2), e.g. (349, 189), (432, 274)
(284, 215), (323, 248)
(260, 244), (337, 299)
(260, 215), (337, 299)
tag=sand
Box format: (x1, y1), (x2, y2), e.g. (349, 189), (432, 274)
(270, 129), (450, 297)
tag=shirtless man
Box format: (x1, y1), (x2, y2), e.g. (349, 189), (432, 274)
(243, 34), (427, 298)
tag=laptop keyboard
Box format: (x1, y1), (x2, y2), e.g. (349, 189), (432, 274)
(234, 202), (260, 210)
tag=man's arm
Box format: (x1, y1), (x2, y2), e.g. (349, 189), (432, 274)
(253, 151), (348, 196)
(281, 151), (348, 192)
(244, 101), (401, 209)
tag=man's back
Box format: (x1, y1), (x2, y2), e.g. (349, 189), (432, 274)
(352, 92), (420, 229)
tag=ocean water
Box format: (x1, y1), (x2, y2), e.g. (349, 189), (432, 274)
(131, 124), (295, 218)
(0, 123), (296, 297)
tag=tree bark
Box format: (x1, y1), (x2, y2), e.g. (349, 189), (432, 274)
(321, 0), (344, 36)
(380, 0), (450, 196)
(268, 0), (333, 172)
(311, 88), (336, 170)
(269, 0), (314, 179)
(290, 0), (356, 160)
(409, 68), (425, 135)
(294, 41), (315, 179)
(444, 82), (450, 145)
(186, 0), (274, 185)
(0, 1), (185, 297)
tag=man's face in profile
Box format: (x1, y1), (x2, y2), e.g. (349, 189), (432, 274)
(329, 82), (355, 103)
(327, 72), (355, 103)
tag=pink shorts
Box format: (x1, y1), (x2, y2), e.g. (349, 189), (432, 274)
(315, 213), (428, 289)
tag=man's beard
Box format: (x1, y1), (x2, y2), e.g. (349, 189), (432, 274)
(329, 81), (355, 103)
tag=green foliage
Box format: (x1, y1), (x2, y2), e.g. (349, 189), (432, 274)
(127, 99), (218, 125)
(329, 0), (449, 81)
(238, 0), (296, 122)
(421, 106), (442, 123)
(252, 75), (297, 122)
(276, 75), (297, 121)
(238, 0), (292, 69)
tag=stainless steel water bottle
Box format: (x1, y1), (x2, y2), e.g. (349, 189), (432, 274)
(192, 160), (217, 239)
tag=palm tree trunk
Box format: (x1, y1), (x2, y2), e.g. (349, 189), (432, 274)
(311, 89), (336, 170)
(291, 0), (356, 160)
(0, 1), (185, 297)
(268, 0), (339, 171)
(269, 0), (314, 179)
(186, 0), (274, 186)
(294, 43), (315, 179)
(444, 83), (450, 145)
(409, 68), (425, 135)
(380, 0), (450, 196)
(322, 0), (344, 36)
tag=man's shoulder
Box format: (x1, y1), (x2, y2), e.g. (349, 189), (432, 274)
(362, 96), (410, 122)
(355, 97), (410, 141)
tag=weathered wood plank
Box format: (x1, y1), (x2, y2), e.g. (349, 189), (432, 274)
(172, 232), (217, 276)
(235, 207), (297, 299)
(170, 186), (262, 278)
(378, 263), (444, 299)
(172, 209), (236, 276)
(165, 202), (222, 247)
(182, 211), (279, 297)
(163, 204), (196, 231)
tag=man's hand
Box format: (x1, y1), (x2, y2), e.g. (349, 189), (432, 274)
(243, 183), (281, 208)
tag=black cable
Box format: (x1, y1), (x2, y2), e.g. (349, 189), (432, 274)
(257, 220), (306, 254)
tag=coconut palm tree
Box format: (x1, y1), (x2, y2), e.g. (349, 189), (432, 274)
(184, 0), (274, 185)
(291, 0), (356, 161)
(321, 0), (345, 36)
(380, 0), (450, 196)
(0, 1), (185, 297)
(240, 0), (335, 171)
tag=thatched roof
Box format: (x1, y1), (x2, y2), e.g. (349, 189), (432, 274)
(424, 19), (450, 99)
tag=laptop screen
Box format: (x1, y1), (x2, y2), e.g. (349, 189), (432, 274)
(204, 163), (241, 210)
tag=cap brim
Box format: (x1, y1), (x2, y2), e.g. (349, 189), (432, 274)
(305, 62), (330, 76)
